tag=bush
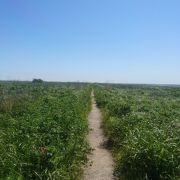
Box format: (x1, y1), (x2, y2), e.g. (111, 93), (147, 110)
(32, 79), (43, 83)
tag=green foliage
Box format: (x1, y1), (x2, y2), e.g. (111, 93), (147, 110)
(32, 79), (43, 83)
(0, 82), (91, 179)
(95, 85), (180, 180)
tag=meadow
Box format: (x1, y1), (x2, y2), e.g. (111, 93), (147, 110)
(0, 81), (179, 180)
(95, 84), (180, 180)
(0, 82), (91, 179)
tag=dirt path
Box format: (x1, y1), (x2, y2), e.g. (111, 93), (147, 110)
(83, 92), (114, 180)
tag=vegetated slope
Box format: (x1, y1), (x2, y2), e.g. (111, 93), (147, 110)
(94, 85), (180, 180)
(0, 82), (91, 179)
(83, 92), (114, 180)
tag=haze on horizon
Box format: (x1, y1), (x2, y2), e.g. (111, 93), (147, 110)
(0, 0), (180, 84)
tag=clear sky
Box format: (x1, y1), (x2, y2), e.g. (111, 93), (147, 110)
(0, 0), (180, 84)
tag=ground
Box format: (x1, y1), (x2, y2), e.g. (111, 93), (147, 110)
(83, 93), (114, 180)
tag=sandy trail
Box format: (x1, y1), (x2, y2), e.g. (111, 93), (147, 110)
(83, 92), (114, 180)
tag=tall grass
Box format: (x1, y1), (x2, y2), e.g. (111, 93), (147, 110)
(0, 83), (91, 179)
(95, 85), (180, 180)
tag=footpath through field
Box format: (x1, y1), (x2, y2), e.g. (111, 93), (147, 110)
(83, 92), (114, 180)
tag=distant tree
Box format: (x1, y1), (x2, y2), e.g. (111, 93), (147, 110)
(32, 79), (43, 83)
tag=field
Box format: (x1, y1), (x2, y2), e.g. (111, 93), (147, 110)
(0, 82), (91, 179)
(95, 84), (180, 180)
(0, 82), (180, 180)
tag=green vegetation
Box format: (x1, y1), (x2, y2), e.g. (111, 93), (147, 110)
(95, 85), (180, 180)
(0, 82), (91, 179)
(1, 81), (180, 180)
(32, 79), (44, 83)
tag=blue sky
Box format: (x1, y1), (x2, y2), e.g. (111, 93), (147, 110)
(0, 0), (180, 84)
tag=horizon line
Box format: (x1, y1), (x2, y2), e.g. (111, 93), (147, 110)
(0, 79), (180, 86)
